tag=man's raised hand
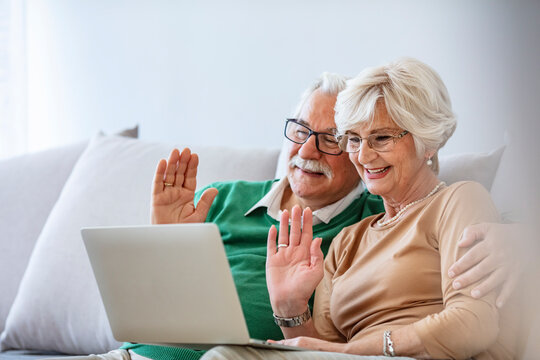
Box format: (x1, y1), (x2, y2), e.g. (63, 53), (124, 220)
(151, 148), (218, 224)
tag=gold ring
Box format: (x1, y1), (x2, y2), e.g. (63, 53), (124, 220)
(164, 182), (174, 187)
(277, 244), (289, 249)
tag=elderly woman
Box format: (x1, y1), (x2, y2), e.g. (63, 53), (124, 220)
(260, 58), (518, 360)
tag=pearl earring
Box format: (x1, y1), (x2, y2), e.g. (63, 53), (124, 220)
(426, 158), (433, 166)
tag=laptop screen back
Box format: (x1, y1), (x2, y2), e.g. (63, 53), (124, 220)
(82, 224), (251, 347)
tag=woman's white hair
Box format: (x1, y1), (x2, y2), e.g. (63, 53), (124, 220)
(334, 57), (457, 173)
(293, 72), (348, 118)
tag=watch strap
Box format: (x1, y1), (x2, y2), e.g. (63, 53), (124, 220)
(273, 307), (311, 327)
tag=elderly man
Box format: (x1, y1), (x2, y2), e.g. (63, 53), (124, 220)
(119, 73), (516, 360)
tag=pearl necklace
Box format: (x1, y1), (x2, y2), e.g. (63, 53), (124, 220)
(377, 181), (446, 227)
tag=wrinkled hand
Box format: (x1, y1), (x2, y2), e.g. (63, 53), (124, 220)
(266, 206), (324, 317)
(268, 337), (344, 352)
(151, 148), (218, 224)
(448, 222), (527, 307)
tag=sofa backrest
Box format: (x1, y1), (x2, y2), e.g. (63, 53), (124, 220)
(0, 134), (280, 354)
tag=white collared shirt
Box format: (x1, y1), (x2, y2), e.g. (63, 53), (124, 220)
(244, 177), (364, 225)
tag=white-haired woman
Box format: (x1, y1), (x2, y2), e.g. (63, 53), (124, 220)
(260, 58), (518, 360)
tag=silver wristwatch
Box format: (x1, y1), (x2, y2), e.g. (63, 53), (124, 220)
(273, 308), (311, 327)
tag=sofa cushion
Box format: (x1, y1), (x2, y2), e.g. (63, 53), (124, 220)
(0, 127), (138, 335)
(0, 134), (279, 354)
(437, 146), (505, 192)
(0, 142), (87, 336)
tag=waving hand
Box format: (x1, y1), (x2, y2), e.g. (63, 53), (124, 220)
(266, 206), (324, 317)
(151, 148), (218, 224)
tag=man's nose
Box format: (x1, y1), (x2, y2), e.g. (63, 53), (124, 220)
(298, 134), (322, 159)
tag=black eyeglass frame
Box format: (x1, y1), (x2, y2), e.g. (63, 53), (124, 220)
(284, 119), (343, 156)
(337, 130), (410, 153)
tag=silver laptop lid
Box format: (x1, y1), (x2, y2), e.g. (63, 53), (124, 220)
(81, 224), (251, 348)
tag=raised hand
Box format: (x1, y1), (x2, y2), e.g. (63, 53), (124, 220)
(266, 205), (324, 317)
(151, 148), (218, 224)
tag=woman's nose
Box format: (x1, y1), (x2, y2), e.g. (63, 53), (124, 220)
(356, 140), (378, 164)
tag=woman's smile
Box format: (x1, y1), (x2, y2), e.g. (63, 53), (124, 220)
(364, 166), (391, 179)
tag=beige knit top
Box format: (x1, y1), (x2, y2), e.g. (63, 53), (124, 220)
(313, 181), (519, 360)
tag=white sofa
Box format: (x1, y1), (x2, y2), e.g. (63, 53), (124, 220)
(0, 131), (508, 359)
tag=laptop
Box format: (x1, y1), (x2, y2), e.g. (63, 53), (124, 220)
(81, 223), (304, 351)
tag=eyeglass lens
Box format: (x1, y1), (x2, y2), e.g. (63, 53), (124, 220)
(285, 120), (341, 155)
(339, 132), (405, 153)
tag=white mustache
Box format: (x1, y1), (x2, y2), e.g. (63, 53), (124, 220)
(288, 155), (333, 178)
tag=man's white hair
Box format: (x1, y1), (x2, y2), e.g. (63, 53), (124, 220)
(292, 72), (348, 118)
(334, 57), (457, 173)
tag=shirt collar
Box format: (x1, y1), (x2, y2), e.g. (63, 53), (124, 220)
(244, 177), (363, 225)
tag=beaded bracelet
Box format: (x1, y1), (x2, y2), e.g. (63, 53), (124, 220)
(383, 330), (396, 356)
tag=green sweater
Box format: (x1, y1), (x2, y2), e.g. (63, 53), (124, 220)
(122, 180), (384, 360)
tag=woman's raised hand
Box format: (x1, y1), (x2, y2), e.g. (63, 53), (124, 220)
(151, 148), (218, 224)
(266, 205), (324, 317)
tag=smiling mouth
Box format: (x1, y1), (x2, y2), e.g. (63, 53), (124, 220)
(366, 166), (390, 174)
(297, 167), (324, 176)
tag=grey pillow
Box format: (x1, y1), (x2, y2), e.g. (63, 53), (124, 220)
(437, 146), (505, 192)
(0, 141), (87, 335)
(0, 126), (138, 334)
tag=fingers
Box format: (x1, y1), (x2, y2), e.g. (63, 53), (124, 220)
(300, 208), (313, 249)
(182, 153), (200, 191)
(451, 257), (490, 290)
(273, 206), (316, 255)
(289, 206), (302, 246)
(274, 338), (296, 347)
(452, 255), (515, 307)
(451, 222), (522, 308)
(170, 148), (191, 187)
(310, 237), (323, 267)
(272, 337), (309, 348)
(193, 188), (218, 220)
(452, 252), (497, 289)
(152, 159), (168, 196)
(466, 267), (505, 297)
(495, 271), (519, 308)
(161, 148), (200, 189)
(163, 148), (181, 186)
(461, 263), (519, 309)
(267, 225), (278, 256)
(448, 240), (489, 278)
(277, 210), (290, 247)
(458, 223), (488, 247)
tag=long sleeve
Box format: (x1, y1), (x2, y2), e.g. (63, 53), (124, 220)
(313, 238), (348, 343)
(413, 182), (501, 359)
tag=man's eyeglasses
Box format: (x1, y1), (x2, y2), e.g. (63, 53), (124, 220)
(284, 119), (342, 156)
(336, 130), (409, 153)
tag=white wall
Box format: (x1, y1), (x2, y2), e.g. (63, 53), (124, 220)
(26, 0), (540, 157)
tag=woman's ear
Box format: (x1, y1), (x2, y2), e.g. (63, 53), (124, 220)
(424, 150), (436, 161)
